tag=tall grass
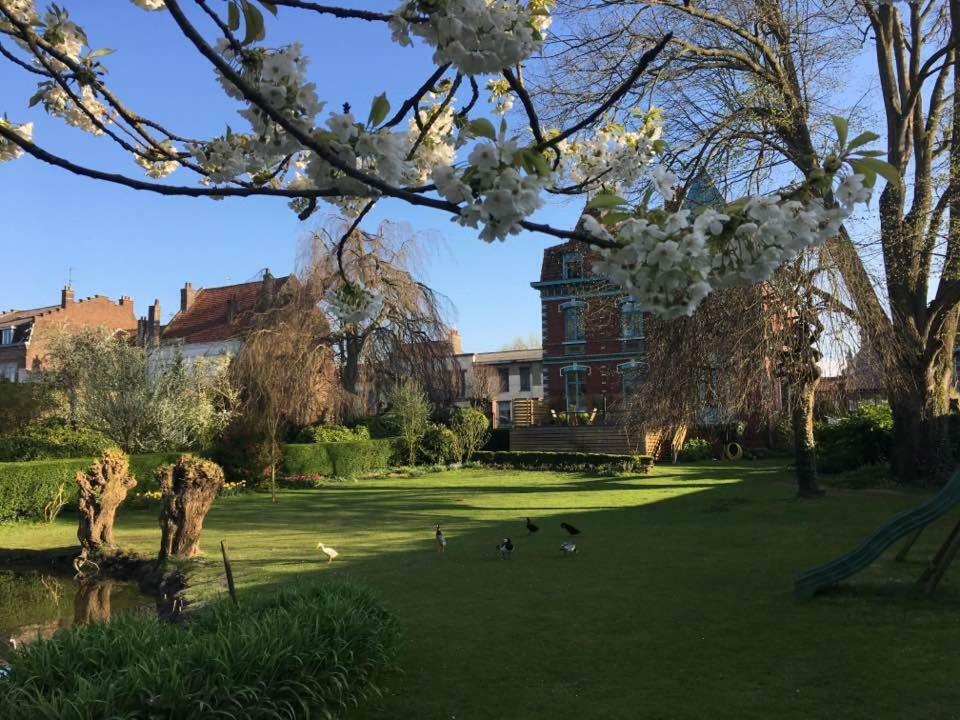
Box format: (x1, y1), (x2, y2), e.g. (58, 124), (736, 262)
(0, 581), (399, 719)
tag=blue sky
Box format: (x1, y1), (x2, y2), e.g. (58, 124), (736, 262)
(0, 1), (584, 352)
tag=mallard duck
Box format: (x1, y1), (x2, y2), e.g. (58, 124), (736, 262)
(560, 522), (581, 536)
(435, 524), (447, 552)
(560, 541), (577, 556)
(497, 538), (514, 559)
(316, 542), (339, 563)
(525, 517), (539, 534)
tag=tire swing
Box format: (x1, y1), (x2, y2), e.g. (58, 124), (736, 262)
(723, 442), (743, 461)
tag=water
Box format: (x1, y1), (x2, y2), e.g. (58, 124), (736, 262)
(0, 570), (154, 663)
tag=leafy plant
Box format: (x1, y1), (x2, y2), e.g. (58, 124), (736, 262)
(283, 440), (394, 479)
(474, 450), (651, 473)
(420, 423), (457, 465)
(449, 407), (489, 463)
(0, 418), (113, 462)
(385, 379), (431, 466)
(677, 438), (713, 462)
(297, 423), (371, 444)
(816, 401), (893, 474)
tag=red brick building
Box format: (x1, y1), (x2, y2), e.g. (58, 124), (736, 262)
(531, 238), (646, 417)
(0, 286), (137, 381)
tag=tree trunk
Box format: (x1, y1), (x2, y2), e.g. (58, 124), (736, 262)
(791, 375), (824, 498)
(158, 456), (225, 561)
(76, 450), (137, 554)
(889, 360), (954, 486)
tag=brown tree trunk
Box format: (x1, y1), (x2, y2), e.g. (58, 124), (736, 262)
(76, 450), (137, 554)
(158, 456), (225, 561)
(791, 375), (824, 498)
(889, 357), (954, 486)
(73, 580), (114, 625)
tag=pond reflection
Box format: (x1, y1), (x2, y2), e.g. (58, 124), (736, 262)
(0, 571), (153, 661)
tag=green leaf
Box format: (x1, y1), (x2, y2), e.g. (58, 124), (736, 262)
(88, 48), (114, 58)
(652, 139), (668, 154)
(467, 118), (496, 140)
(257, 0), (278, 15)
(227, 1), (240, 31)
(28, 88), (46, 108)
(847, 158), (876, 189)
(850, 157), (899, 187)
(528, 151), (551, 178)
(601, 211), (632, 226)
(831, 115), (849, 149)
(846, 131), (879, 152)
(368, 93), (390, 127)
(242, 0), (265, 45)
(587, 193), (627, 210)
(851, 149), (886, 158)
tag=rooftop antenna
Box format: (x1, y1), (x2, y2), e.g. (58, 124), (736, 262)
(67, 266), (74, 287)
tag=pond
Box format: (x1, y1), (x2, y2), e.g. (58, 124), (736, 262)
(0, 570), (155, 663)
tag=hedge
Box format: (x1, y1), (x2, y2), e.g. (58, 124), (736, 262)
(0, 452), (181, 523)
(474, 450), (653, 473)
(0, 581), (399, 720)
(283, 439), (394, 479)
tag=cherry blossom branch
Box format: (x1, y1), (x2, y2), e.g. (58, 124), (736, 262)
(382, 63), (451, 129)
(263, 1), (395, 22)
(0, 38), (54, 77)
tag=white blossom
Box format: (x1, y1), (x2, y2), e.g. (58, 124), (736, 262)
(41, 85), (111, 135)
(0, 119), (32, 163)
(134, 141), (179, 179)
(649, 165), (677, 201)
(130, 0), (165, 8)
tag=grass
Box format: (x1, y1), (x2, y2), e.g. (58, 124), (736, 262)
(3, 460), (960, 719)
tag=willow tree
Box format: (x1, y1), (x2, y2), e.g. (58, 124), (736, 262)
(538, 0), (959, 484)
(299, 217), (457, 416)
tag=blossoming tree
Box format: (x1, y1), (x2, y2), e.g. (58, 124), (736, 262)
(0, 0), (889, 322)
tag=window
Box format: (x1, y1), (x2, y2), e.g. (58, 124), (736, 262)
(497, 400), (513, 425)
(0, 329), (12, 345)
(498, 367), (510, 393)
(562, 252), (583, 279)
(618, 360), (645, 399)
(562, 365), (588, 412)
(519, 366), (531, 392)
(621, 300), (644, 340)
(562, 302), (585, 343)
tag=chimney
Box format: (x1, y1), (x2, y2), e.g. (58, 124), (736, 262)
(148, 299), (160, 324)
(260, 268), (276, 309)
(226, 296), (239, 323)
(61, 285), (74, 308)
(449, 328), (462, 354)
(119, 295), (133, 307)
(180, 282), (195, 313)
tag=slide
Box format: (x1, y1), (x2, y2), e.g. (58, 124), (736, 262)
(794, 469), (960, 598)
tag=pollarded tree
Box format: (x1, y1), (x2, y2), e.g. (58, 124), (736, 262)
(157, 455), (225, 561)
(538, 0), (959, 484)
(75, 448), (137, 555)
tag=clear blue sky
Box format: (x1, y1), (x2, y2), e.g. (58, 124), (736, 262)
(0, 1), (584, 352)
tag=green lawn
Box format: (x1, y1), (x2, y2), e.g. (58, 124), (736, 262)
(3, 461), (960, 719)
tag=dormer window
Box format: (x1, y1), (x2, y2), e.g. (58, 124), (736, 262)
(0, 328), (13, 345)
(562, 252), (583, 279)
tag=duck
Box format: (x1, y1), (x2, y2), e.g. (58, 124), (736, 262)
(560, 541), (577, 556)
(435, 524), (447, 552)
(525, 517), (539, 534)
(316, 542), (339, 563)
(560, 522), (581, 536)
(497, 538), (514, 559)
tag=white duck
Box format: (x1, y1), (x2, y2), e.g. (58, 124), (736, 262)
(316, 542), (339, 564)
(560, 541), (577, 556)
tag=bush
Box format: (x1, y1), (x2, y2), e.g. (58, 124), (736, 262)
(283, 439), (394, 479)
(449, 408), (489, 462)
(677, 438), (713, 462)
(211, 416), (276, 484)
(474, 450), (652, 473)
(420, 423), (457, 465)
(0, 452), (182, 523)
(353, 415), (396, 439)
(297, 423), (371, 444)
(0, 581), (399, 720)
(816, 401), (893, 474)
(0, 419), (113, 462)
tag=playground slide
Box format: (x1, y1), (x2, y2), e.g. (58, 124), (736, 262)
(794, 470), (960, 598)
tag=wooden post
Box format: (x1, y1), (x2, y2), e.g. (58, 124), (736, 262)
(895, 527), (924, 562)
(920, 519), (960, 594)
(220, 540), (238, 607)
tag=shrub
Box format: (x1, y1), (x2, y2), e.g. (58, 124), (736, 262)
(449, 408), (490, 463)
(474, 450), (652, 473)
(353, 415), (396, 439)
(0, 581), (399, 720)
(483, 427), (510, 451)
(677, 437), (713, 462)
(385, 379), (431, 465)
(0, 419), (113, 462)
(211, 416), (276, 484)
(816, 401), (893, 474)
(283, 439), (394, 479)
(0, 452), (181, 524)
(297, 423), (371, 443)
(420, 423), (457, 465)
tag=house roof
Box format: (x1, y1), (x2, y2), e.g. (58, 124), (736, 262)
(0, 305), (59, 329)
(162, 276), (290, 345)
(470, 348), (543, 364)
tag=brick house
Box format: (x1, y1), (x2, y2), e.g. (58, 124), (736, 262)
(454, 346), (544, 427)
(0, 286), (136, 381)
(153, 271), (289, 363)
(531, 238), (646, 418)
